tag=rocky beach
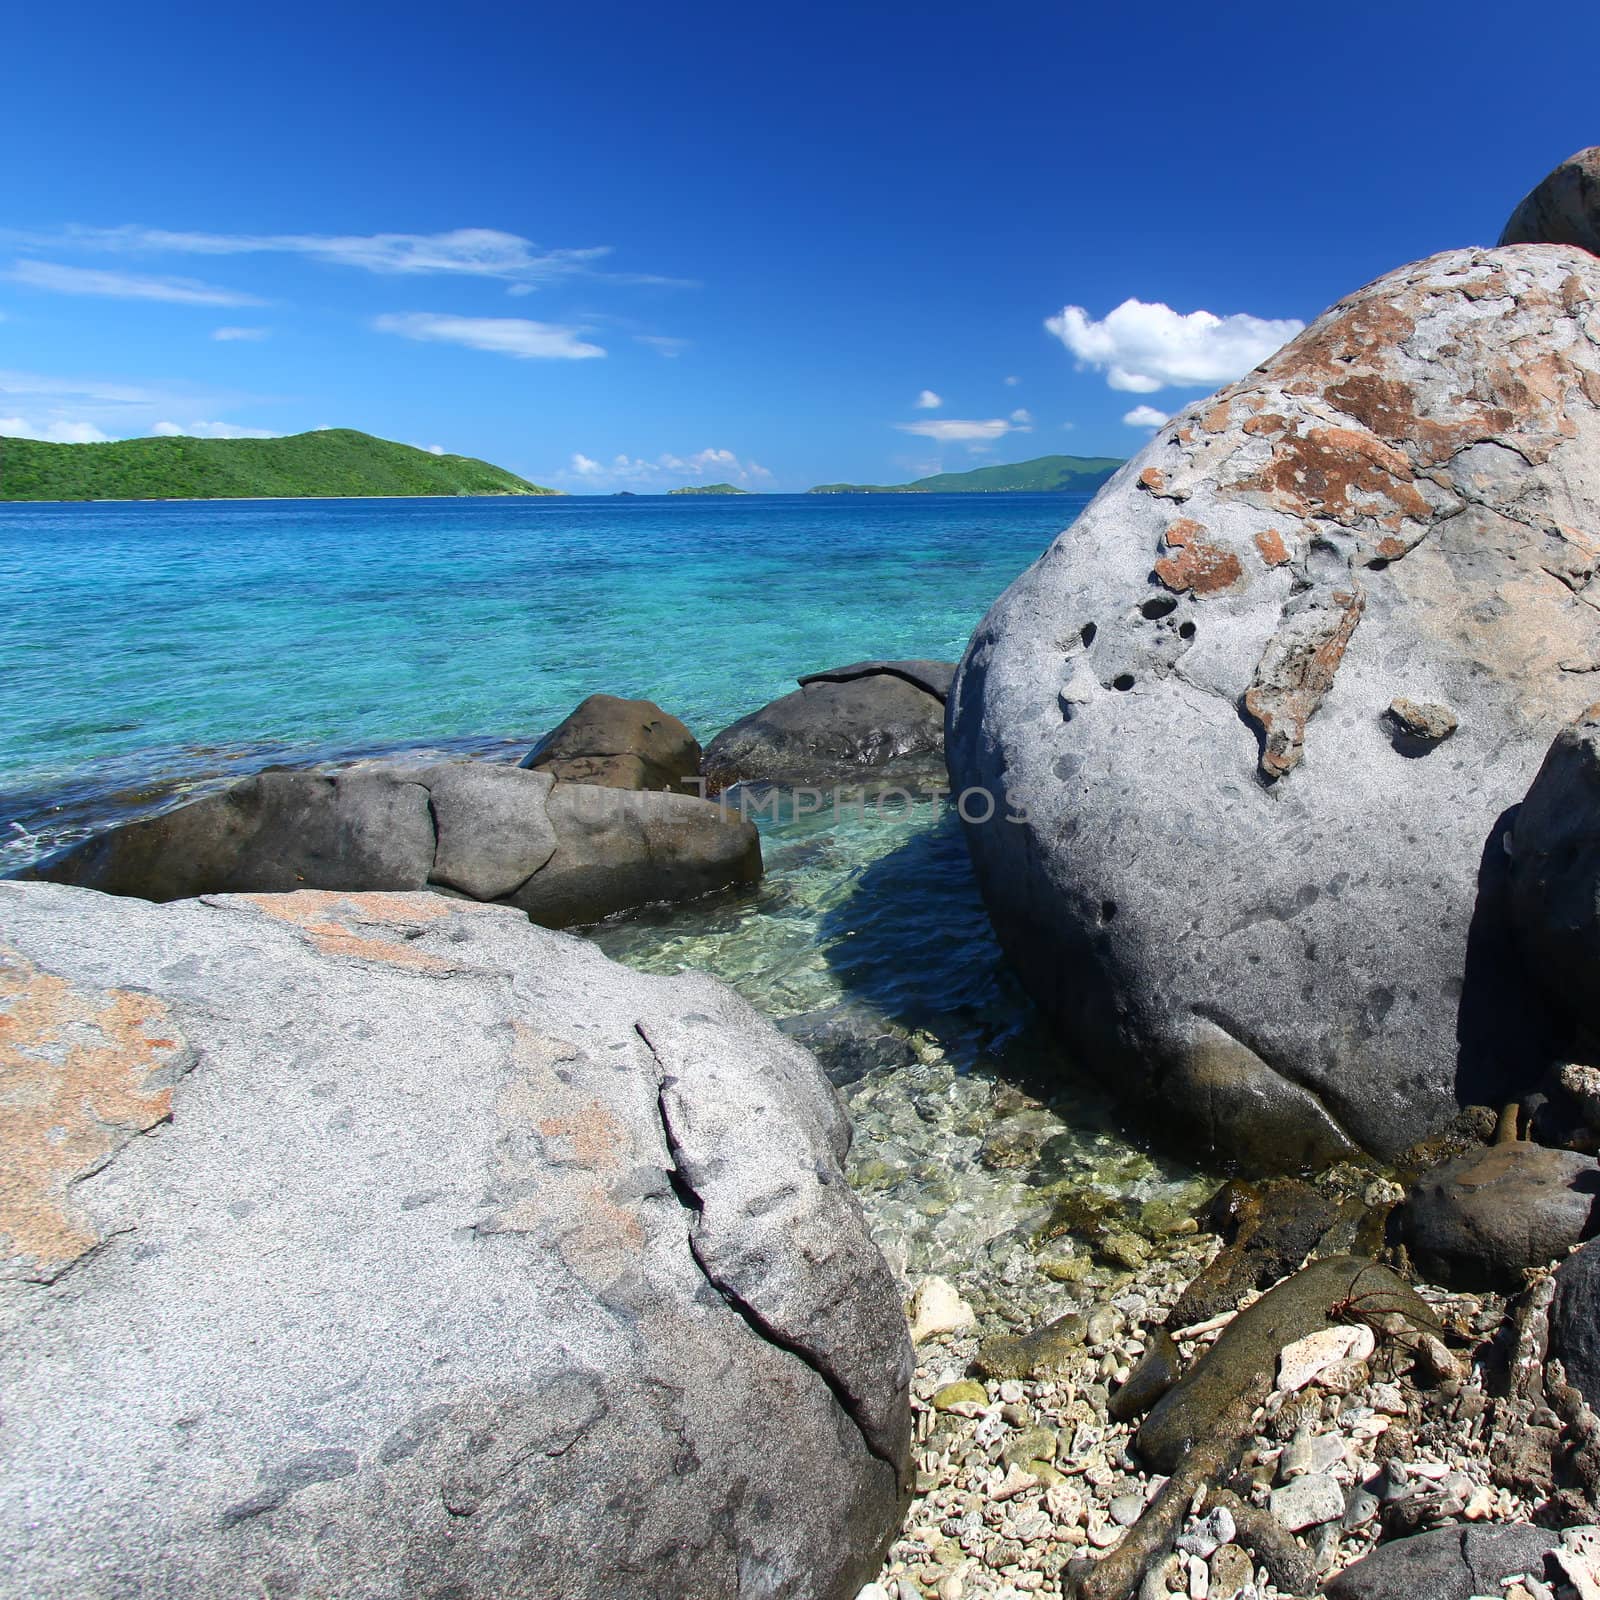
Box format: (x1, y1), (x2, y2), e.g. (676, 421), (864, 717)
(7, 145), (1600, 1600)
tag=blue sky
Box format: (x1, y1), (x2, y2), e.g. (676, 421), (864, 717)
(2, 1), (1596, 492)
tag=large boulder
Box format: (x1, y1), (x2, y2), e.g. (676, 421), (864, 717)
(947, 243), (1600, 1169)
(1324, 1524), (1559, 1600)
(23, 762), (760, 928)
(1501, 146), (1600, 255)
(702, 660), (954, 792)
(0, 881), (911, 1599)
(521, 692), (703, 795)
(1552, 1235), (1600, 1411)
(1508, 704), (1600, 1015)
(1396, 1140), (1600, 1290)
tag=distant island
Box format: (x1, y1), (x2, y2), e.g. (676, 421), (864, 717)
(808, 453), (1125, 495)
(0, 428), (557, 503)
(667, 483), (750, 496)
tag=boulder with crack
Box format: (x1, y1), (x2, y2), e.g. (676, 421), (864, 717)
(0, 880), (911, 1599)
(947, 242), (1600, 1169)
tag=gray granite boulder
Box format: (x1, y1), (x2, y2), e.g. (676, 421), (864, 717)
(1509, 704), (1600, 1016)
(702, 660), (954, 792)
(24, 762), (760, 928)
(947, 244), (1600, 1169)
(1324, 1524), (1559, 1600)
(1501, 146), (1600, 255)
(1552, 1236), (1600, 1412)
(521, 693), (703, 795)
(1397, 1140), (1600, 1289)
(0, 881), (911, 1599)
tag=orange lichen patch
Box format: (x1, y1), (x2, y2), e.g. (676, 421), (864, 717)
(1261, 300), (1416, 385)
(537, 1101), (631, 1171)
(1203, 403), (1233, 433)
(1242, 412), (1289, 438)
(1375, 536), (1407, 560)
(226, 890), (488, 974)
(1254, 528), (1291, 567)
(1246, 424), (1431, 527)
(1138, 466), (1168, 493)
(1176, 426), (1196, 444)
(0, 946), (189, 1277)
(1562, 275), (1590, 313)
(1154, 520), (1244, 597)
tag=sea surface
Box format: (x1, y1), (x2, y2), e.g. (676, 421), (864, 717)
(0, 491), (1206, 1282)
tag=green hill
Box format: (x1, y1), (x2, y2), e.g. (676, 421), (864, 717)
(0, 428), (558, 502)
(667, 482), (750, 495)
(809, 453), (1124, 495)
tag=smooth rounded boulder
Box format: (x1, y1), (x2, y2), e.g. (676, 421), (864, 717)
(1552, 1236), (1600, 1412)
(702, 660), (954, 792)
(1500, 146), (1600, 255)
(24, 762), (760, 927)
(0, 880), (911, 1599)
(521, 692), (703, 794)
(947, 244), (1600, 1169)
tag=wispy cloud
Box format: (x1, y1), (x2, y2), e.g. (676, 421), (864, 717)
(0, 416), (112, 443)
(373, 312), (605, 360)
(212, 325), (270, 342)
(1122, 404), (1169, 428)
(7, 260), (268, 307)
(914, 389), (942, 410)
(152, 420), (280, 439)
(0, 368), (270, 442)
(636, 334), (689, 357)
(1046, 298), (1302, 393)
(896, 413), (1034, 447)
(1003, 375), (1020, 387)
(562, 446), (771, 491)
(2, 225), (692, 291)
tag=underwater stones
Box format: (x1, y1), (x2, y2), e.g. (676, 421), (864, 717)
(520, 692), (703, 795)
(701, 659), (954, 791)
(0, 881), (911, 1600)
(27, 762), (760, 928)
(1500, 147), (1600, 256)
(948, 243), (1600, 1169)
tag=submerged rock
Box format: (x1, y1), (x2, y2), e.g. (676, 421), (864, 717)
(23, 763), (760, 928)
(0, 881), (910, 1600)
(1397, 1140), (1600, 1290)
(520, 691), (703, 795)
(702, 659), (954, 791)
(947, 243), (1600, 1169)
(1500, 146), (1600, 255)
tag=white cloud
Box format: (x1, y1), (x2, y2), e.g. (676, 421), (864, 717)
(1122, 405), (1170, 428)
(914, 389), (942, 410)
(896, 414), (1034, 447)
(212, 325), (269, 342)
(0, 416), (111, 443)
(152, 420), (280, 439)
(636, 334), (689, 357)
(2, 225), (692, 290)
(560, 446), (772, 490)
(1045, 298), (1303, 392)
(373, 312), (604, 360)
(7, 260), (267, 307)
(1003, 375), (1020, 386)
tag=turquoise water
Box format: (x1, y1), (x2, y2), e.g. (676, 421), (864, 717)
(0, 492), (1086, 861)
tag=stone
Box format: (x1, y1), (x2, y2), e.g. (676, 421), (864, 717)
(702, 660), (954, 791)
(520, 692), (703, 795)
(26, 764), (762, 930)
(1278, 1429), (1348, 1480)
(1207, 1544), (1254, 1600)
(947, 245), (1600, 1169)
(1276, 1323), (1375, 1392)
(1324, 1524), (1560, 1600)
(1268, 1473), (1344, 1531)
(1508, 705), (1600, 1014)
(1550, 1237), (1600, 1412)
(1397, 1139), (1600, 1289)
(1108, 1328), (1181, 1422)
(1385, 697), (1459, 748)
(931, 1381), (989, 1416)
(0, 881), (911, 1599)
(973, 1312), (1087, 1381)
(907, 1276), (976, 1344)
(1559, 1064), (1600, 1131)
(1500, 147), (1600, 255)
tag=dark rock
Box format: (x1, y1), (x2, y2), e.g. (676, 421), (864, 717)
(1500, 146), (1600, 255)
(1509, 704), (1600, 1017)
(1137, 1257), (1433, 1475)
(1108, 1328), (1179, 1422)
(702, 661), (954, 792)
(1397, 1140), (1600, 1290)
(1551, 1236), (1600, 1412)
(778, 1002), (917, 1088)
(521, 693), (702, 795)
(973, 1313), (1087, 1381)
(26, 764), (761, 930)
(947, 246), (1600, 1170)
(0, 881), (911, 1600)
(1324, 1524), (1559, 1600)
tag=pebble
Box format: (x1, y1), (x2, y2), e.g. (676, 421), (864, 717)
(1268, 1472), (1346, 1531)
(909, 1277), (977, 1344)
(1109, 1493), (1145, 1527)
(1208, 1544), (1254, 1600)
(932, 1380), (988, 1415)
(1278, 1428), (1348, 1481)
(1085, 1305), (1119, 1347)
(1277, 1323), (1376, 1391)
(1177, 1507), (1235, 1559)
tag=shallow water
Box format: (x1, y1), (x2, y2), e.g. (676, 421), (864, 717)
(1, 489), (1209, 1286)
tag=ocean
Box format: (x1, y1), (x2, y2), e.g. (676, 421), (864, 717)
(0, 489), (1204, 1273)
